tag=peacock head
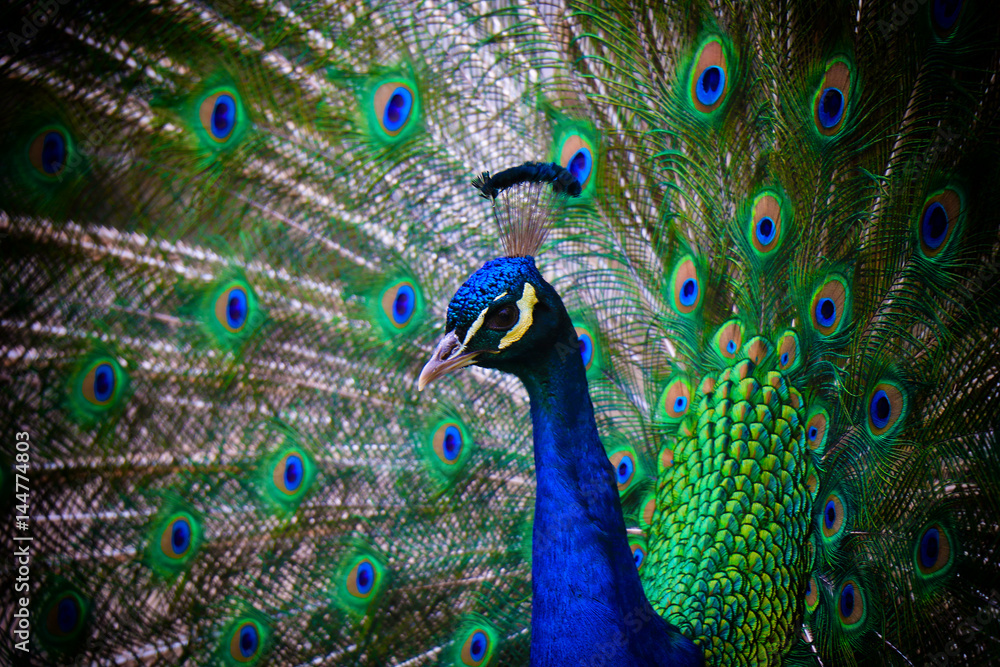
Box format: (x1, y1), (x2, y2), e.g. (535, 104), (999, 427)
(418, 162), (581, 390)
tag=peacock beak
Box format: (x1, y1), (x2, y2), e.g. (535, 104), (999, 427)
(418, 330), (484, 391)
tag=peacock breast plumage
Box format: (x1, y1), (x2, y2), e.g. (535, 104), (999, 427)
(1, 1), (999, 666)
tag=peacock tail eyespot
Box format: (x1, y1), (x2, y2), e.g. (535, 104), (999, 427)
(915, 524), (954, 578)
(713, 320), (744, 362)
(564, 143), (593, 188)
(199, 90), (242, 144)
(657, 377), (693, 422)
(71, 354), (129, 422)
(777, 330), (800, 372)
(334, 549), (386, 614)
(160, 515), (194, 559)
(347, 558), (378, 599)
(820, 493), (845, 540)
(689, 37), (730, 114)
(813, 59), (852, 136)
(460, 628), (494, 666)
(631, 543), (645, 570)
(609, 449), (636, 491)
(554, 128), (598, 195)
(374, 81), (417, 137)
(433, 422), (465, 465)
(681, 279), (698, 306)
(668, 256), (701, 315)
(805, 409), (829, 452)
(749, 192), (784, 256)
(805, 575), (819, 613)
(931, 0), (964, 37)
(216, 286), (248, 332)
(29, 127), (69, 178)
(817, 88), (844, 128)
(273, 451), (307, 495)
(148, 508), (201, 575)
(918, 188), (962, 259)
(628, 535), (648, 571)
(809, 275), (849, 336)
(44, 592), (86, 639)
(575, 326), (595, 370)
(82, 361), (118, 406)
(837, 580), (866, 628)
(228, 620), (262, 662)
(866, 381), (906, 437)
(380, 280), (421, 330)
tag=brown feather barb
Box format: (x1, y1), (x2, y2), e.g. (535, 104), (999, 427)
(472, 161), (581, 257)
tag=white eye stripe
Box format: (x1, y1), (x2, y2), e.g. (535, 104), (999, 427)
(462, 306), (490, 348)
(499, 283), (538, 350)
(492, 292), (508, 302)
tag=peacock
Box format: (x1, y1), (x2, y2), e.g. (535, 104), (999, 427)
(1, 0), (999, 665)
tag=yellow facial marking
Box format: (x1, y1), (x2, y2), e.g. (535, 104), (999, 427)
(492, 292), (508, 302)
(499, 283), (538, 350)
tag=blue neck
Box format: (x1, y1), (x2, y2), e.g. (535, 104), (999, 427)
(516, 339), (702, 666)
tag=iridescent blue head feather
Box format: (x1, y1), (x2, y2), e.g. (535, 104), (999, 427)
(418, 163), (581, 390)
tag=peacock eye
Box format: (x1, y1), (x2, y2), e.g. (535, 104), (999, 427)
(486, 304), (518, 331)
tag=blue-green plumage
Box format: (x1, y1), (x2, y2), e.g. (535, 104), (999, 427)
(2, 1), (1000, 666)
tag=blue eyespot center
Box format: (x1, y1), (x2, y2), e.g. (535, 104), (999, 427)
(780, 352), (789, 367)
(920, 528), (940, 567)
(227, 288), (248, 329)
(355, 561), (374, 595)
(679, 278), (698, 307)
(211, 94), (236, 139)
(171, 519), (191, 555)
(392, 284), (415, 324)
(633, 547), (645, 568)
(57, 597), (79, 633)
(840, 583), (855, 618)
(239, 624), (258, 658)
(870, 390), (891, 429)
(470, 631), (488, 661)
(816, 297), (836, 327)
(93, 363), (115, 402)
(808, 425), (819, 441)
(284, 454), (303, 491)
(568, 147), (593, 186)
(756, 216), (776, 245)
(818, 87), (845, 128)
(578, 333), (594, 367)
(41, 131), (67, 174)
(824, 500), (837, 530)
(674, 396), (688, 413)
(922, 202), (948, 250)
(443, 425), (462, 461)
(726, 339), (737, 354)
(616, 455), (634, 485)
(696, 66), (725, 106)
(805, 579), (812, 596)
(933, 0), (962, 28)
(383, 87), (413, 132)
